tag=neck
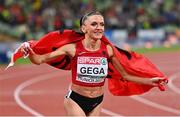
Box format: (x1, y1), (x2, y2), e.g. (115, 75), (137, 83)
(83, 37), (101, 51)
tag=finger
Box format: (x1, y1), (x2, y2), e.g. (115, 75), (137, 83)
(28, 47), (35, 55)
(24, 47), (29, 53)
(23, 48), (30, 56)
(152, 77), (168, 91)
(160, 80), (168, 86)
(160, 81), (166, 85)
(21, 47), (28, 55)
(159, 78), (168, 84)
(21, 44), (28, 52)
(161, 78), (168, 84)
(153, 77), (167, 83)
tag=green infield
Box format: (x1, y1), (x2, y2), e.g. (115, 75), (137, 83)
(2, 44), (179, 65)
(132, 44), (180, 54)
(16, 58), (31, 64)
(0, 58), (31, 66)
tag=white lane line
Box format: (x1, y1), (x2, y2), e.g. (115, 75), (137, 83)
(14, 72), (60, 117)
(14, 71), (122, 116)
(101, 108), (123, 116)
(130, 96), (180, 115)
(168, 72), (180, 94)
(3, 53), (179, 116)
(130, 72), (180, 115)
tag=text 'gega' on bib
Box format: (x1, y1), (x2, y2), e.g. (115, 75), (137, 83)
(76, 57), (108, 83)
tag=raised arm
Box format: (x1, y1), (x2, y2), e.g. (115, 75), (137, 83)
(107, 45), (166, 86)
(26, 43), (76, 65)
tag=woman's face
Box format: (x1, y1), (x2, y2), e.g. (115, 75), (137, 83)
(82, 15), (105, 40)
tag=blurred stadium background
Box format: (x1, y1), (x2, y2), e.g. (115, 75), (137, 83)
(0, 0), (179, 64)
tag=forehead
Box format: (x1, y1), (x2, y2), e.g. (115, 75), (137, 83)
(86, 15), (104, 23)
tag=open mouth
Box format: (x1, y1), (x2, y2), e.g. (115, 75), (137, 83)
(94, 32), (103, 36)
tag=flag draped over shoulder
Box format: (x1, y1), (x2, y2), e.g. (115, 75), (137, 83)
(7, 29), (167, 96)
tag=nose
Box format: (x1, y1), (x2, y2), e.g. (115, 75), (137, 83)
(96, 24), (104, 30)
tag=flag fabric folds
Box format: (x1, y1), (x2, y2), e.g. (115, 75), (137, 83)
(7, 29), (168, 96)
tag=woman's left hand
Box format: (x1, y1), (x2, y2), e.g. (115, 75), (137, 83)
(148, 77), (168, 87)
(149, 77), (168, 91)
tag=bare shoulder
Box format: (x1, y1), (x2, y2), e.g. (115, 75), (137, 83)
(61, 43), (76, 57)
(62, 43), (76, 49)
(106, 44), (114, 58)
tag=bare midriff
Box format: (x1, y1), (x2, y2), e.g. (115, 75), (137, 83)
(71, 83), (104, 98)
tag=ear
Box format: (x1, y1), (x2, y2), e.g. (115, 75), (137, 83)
(81, 25), (87, 33)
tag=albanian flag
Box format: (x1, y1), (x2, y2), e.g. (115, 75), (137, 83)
(7, 29), (168, 96)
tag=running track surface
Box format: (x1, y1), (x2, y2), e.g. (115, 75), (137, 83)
(0, 51), (180, 116)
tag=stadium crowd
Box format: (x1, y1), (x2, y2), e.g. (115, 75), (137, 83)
(0, 0), (179, 63)
(0, 0), (179, 44)
(0, 0), (179, 31)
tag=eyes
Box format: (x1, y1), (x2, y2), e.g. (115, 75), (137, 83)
(91, 22), (104, 27)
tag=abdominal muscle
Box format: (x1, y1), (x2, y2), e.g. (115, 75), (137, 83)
(71, 83), (104, 98)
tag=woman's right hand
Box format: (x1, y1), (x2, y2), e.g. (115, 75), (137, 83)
(20, 42), (42, 65)
(20, 42), (31, 58)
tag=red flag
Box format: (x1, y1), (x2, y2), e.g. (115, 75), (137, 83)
(107, 50), (167, 96)
(7, 29), (168, 95)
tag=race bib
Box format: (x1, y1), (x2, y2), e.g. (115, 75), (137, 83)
(76, 57), (108, 83)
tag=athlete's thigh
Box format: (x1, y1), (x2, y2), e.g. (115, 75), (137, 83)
(64, 98), (86, 116)
(87, 102), (103, 116)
